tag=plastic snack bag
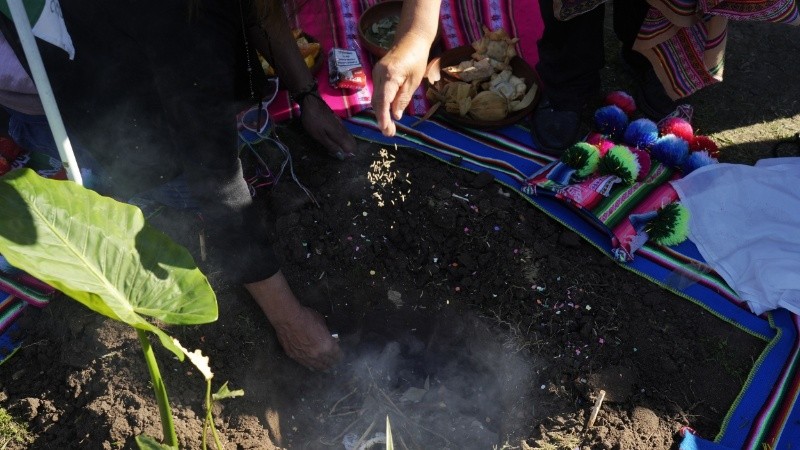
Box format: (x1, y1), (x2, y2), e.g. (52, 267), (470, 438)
(328, 48), (366, 90)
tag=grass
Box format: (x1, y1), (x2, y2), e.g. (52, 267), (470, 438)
(0, 407), (32, 449)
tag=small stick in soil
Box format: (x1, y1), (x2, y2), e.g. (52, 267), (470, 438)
(329, 387), (359, 416)
(199, 231), (207, 261)
(585, 389), (606, 430)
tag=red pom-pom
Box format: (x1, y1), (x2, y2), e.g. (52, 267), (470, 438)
(690, 135), (720, 159)
(659, 117), (694, 142)
(585, 133), (614, 156)
(585, 132), (604, 145)
(0, 137), (23, 161)
(595, 138), (615, 156)
(605, 91), (636, 115)
(0, 156), (10, 176)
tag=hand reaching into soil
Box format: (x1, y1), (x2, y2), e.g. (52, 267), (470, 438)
(271, 305), (342, 370)
(246, 271), (342, 371)
(300, 94), (357, 160)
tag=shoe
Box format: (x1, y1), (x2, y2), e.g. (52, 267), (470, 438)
(530, 96), (582, 156)
(619, 52), (679, 120)
(634, 68), (679, 120)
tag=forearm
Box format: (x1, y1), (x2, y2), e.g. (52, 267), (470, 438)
(257, 0), (315, 95)
(394, 0), (442, 50)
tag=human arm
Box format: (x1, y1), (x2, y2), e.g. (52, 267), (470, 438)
(371, 0), (442, 137)
(133, 3), (340, 370)
(251, 0), (356, 159)
(246, 271), (342, 370)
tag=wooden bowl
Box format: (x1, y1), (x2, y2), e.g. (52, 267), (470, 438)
(359, 1), (441, 59)
(424, 45), (541, 130)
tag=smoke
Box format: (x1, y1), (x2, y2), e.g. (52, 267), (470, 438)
(287, 310), (536, 449)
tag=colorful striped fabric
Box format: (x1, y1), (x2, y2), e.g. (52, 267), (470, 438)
(0, 270), (58, 309)
(633, 0), (800, 100)
(267, 0), (543, 121)
(343, 111), (799, 449)
(0, 291), (25, 334)
(0, 292), (25, 365)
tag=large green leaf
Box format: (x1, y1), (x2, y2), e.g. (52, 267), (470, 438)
(0, 169), (217, 356)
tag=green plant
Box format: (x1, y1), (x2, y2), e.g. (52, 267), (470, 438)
(0, 169), (233, 448)
(0, 407), (32, 449)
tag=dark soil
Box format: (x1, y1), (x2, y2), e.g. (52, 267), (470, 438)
(1, 17), (799, 450)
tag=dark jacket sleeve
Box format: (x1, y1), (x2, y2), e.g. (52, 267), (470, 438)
(5, 0), (281, 284)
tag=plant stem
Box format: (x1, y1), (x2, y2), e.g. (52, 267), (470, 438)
(137, 329), (178, 447)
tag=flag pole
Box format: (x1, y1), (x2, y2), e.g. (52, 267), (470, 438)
(7, 0), (83, 185)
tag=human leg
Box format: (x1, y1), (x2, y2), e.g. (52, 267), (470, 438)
(531, 0), (606, 154)
(613, 0), (678, 119)
(5, 106), (102, 188)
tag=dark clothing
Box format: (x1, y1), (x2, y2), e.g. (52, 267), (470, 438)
(535, 0), (650, 110)
(0, 0), (280, 284)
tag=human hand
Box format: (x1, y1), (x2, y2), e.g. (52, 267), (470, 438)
(246, 272), (342, 371)
(300, 94), (357, 160)
(271, 304), (343, 371)
(371, 35), (432, 137)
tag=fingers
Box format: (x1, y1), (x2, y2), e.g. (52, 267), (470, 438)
(274, 306), (343, 371)
(372, 64), (402, 137)
(390, 84), (414, 121)
(313, 127), (355, 161)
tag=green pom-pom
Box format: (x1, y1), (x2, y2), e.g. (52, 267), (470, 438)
(647, 202), (690, 246)
(598, 145), (641, 185)
(562, 142), (600, 178)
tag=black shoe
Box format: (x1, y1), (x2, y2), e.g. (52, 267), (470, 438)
(620, 53), (680, 120)
(530, 96), (582, 156)
(635, 68), (679, 120)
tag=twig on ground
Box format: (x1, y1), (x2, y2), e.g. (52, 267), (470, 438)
(584, 389), (606, 431)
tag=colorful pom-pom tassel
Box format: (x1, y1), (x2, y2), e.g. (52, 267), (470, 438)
(604, 91), (637, 115)
(690, 135), (720, 159)
(599, 145), (640, 185)
(594, 105), (628, 138)
(631, 147), (652, 180)
(585, 132), (604, 145)
(658, 117), (694, 142)
(650, 134), (689, 167)
(646, 202), (690, 247)
(623, 118), (659, 149)
(681, 150), (718, 174)
(586, 133), (614, 156)
(562, 142), (601, 178)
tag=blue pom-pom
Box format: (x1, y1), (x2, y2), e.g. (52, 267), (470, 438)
(623, 118), (659, 149)
(650, 134), (689, 167)
(594, 105), (628, 138)
(681, 150), (718, 174)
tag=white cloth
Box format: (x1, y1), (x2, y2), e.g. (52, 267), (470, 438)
(0, 29), (44, 114)
(671, 158), (800, 316)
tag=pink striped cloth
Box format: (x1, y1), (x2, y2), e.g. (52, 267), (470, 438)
(268, 0), (543, 121)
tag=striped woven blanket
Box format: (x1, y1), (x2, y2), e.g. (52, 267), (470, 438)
(343, 112), (800, 450)
(268, 0), (543, 121)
